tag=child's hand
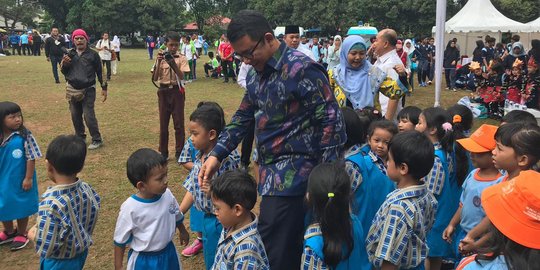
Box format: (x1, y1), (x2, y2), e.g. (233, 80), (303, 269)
(459, 236), (477, 255)
(442, 225), (455, 243)
(22, 178), (32, 191)
(201, 178), (211, 194)
(178, 224), (190, 246)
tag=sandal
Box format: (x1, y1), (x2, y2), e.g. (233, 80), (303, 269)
(10, 234), (29, 251)
(0, 230), (17, 245)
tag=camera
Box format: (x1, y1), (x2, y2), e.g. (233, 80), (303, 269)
(163, 51), (174, 61)
(61, 47), (77, 59)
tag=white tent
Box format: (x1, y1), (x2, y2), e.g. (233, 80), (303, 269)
(432, 0), (533, 55)
(528, 17), (540, 28)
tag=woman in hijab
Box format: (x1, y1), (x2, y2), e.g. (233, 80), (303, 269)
(503, 41), (527, 73)
(403, 39), (419, 91)
(328, 35), (405, 111)
(443, 40), (460, 91)
(472, 40), (485, 65)
(111, 35), (121, 75)
(326, 35), (342, 70)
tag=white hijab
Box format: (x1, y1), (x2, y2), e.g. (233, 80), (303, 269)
(403, 39), (415, 55)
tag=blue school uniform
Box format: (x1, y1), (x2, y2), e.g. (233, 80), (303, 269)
(457, 255), (507, 270)
(40, 250), (88, 270)
(425, 144), (461, 259)
(345, 145), (396, 241)
(0, 132), (39, 221)
(303, 215), (370, 270)
(178, 138), (204, 233)
(127, 242), (181, 270)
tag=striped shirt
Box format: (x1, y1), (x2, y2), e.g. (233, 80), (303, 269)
(183, 150), (240, 213)
(366, 183), (437, 268)
(35, 179), (100, 259)
(422, 143), (445, 195)
(1, 131), (42, 160)
(302, 225), (328, 270)
(178, 138), (198, 164)
(346, 146), (387, 192)
(212, 214), (269, 270)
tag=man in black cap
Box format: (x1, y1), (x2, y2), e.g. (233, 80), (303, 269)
(284, 25), (315, 60)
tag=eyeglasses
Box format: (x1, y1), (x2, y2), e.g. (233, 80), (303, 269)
(235, 36), (264, 60)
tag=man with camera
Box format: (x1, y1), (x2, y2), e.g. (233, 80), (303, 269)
(61, 28), (108, 150)
(151, 31), (190, 160)
(96, 32), (113, 81)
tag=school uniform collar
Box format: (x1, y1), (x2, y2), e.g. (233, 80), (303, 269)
(433, 142), (442, 150)
(0, 131), (20, 147)
(219, 213), (259, 245)
(42, 179), (83, 198)
(385, 183), (428, 205)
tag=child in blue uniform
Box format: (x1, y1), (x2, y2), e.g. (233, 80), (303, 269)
(397, 106), (421, 132)
(0, 101), (42, 251)
(302, 162), (370, 270)
(114, 148), (189, 270)
(366, 131), (438, 270)
(341, 107), (372, 158)
(415, 107), (465, 269)
(442, 125), (502, 261)
(181, 102), (240, 269)
(345, 120), (397, 242)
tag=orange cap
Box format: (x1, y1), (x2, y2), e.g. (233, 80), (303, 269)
(482, 170), (540, 249)
(456, 124), (498, 153)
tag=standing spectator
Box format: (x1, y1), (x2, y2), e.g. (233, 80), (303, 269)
(203, 39), (209, 55)
(506, 34), (520, 52)
(218, 36), (235, 83)
(428, 37), (435, 84)
(310, 36), (321, 63)
(44, 28), (65, 84)
(146, 34), (155, 60)
(283, 25), (315, 60)
(320, 39), (329, 70)
(20, 31), (30, 56)
(31, 30), (42, 56)
(494, 42), (506, 59)
(326, 35), (341, 70)
(9, 32), (21, 55)
(64, 32), (71, 48)
(190, 34), (199, 80)
(111, 35), (120, 75)
(199, 10), (346, 269)
(503, 42), (527, 73)
(194, 33), (203, 56)
(112, 34), (121, 61)
(482, 37), (495, 68)
(404, 39), (420, 91)
(443, 40), (460, 91)
(416, 37), (431, 87)
(95, 32), (112, 81)
(181, 35), (194, 82)
(61, 29), (108, 150)
(472, 40), (485, 67)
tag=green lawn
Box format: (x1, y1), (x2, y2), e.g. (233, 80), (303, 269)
(0, 49), (490, 270)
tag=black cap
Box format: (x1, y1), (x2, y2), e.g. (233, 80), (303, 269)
(285, 25), (300, 34)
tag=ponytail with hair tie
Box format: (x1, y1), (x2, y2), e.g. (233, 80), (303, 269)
(452, 115), (462, 124)
(442, 122), (453, 132)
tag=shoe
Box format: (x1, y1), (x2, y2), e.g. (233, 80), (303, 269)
(0, 230), (17, 245)
(182, 238), (203, 257)
(88, 141), (103, 150)
(452, 88), (457, 92)
(445, 87), (449, 90)
(10, 234), (29, 251)
(427, 81), (433, 85)
(55, 80), (60, 84)
(223, 80), (229, 83)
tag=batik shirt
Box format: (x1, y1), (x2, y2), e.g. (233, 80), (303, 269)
(212, 41), (346, 196)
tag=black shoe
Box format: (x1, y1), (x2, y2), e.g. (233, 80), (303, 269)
(55, 80), (60, 84)
(161, 153), (169, 161)
(223, 80), (229, 83)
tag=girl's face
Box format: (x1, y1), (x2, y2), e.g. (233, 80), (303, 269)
(347, 49), (366, 68)
(473, 69), (483, 76)
(511, 67), (520, 76)
(368, 128), (393, 160)
(398, 117), (416, 132)
(451, 42), (456, 47)
(396, 43), (403, 50)
(335, 39), (341, 47)
(415, 114), (428, 133)
(189, 121), (215, 153)
(492, 140), (519, 171)
(470, 151), (494, 169)
(3, 112), (22, 131)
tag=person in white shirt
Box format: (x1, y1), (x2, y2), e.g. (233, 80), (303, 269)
(283, 25), (316, 61)
(111, 35), (121, 75)
(95, 32), (112, 81)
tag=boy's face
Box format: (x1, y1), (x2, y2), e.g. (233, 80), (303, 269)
(140, 165), (168, 196)
(386, 150), (400, 182)
(415, 114), (428, 134)
(511, 67), (520, 76)
(473, 69), (483, 76)
(470, 151), (494, 169)
(3, 112), (22, 131)
(398, 117), (415, 132)
(189, 121), (215, 152)
(368, 127), (393, 160)
(166, 40), (180, 53)
(212, 197), (241, 229)
(492, 140), (518, 171)
(528, 65), (538, 74)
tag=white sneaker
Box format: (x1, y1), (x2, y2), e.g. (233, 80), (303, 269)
(88, 141), (103, 150)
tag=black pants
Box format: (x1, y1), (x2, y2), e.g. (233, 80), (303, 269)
(222, 60), (235, 82)
(241, 123), (255, 167)
(102, 60), (111, 80)
(11, 44), (21, 55)
(417, 59), (429, 84)
(69, 87), (102, 143)
(50, 55), (62, 82)
(116, 51), (120, 61)
(259, 196), (305, 270)
(32, 43), (41, 56)
(21, 44), (31, 55)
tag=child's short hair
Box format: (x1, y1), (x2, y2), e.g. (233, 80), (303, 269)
(126, 148), (167, 187)
(342, 107), (366, 149)
(495, 123), (540, 167)
(208, 51), (214, 58)
(46, 135), (87, 176)
(165, 31), (180, 43)
(501, 110), (537, 125)
(389, 131), (434, 180)
(190, 101), (225, 135)
(368, 119), (398, 137)
(211, 169), (257, 211)
(397, 106), (422, 125)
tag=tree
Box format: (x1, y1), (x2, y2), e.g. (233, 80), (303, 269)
(493, 0), (539, 23)
(185, 0), (217, 33)
(0, 0), (41, 29)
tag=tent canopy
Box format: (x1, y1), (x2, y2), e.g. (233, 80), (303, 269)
(528, 17), (540, 32)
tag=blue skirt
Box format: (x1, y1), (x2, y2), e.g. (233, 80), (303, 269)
(127, 241), (181, 270)
(189, 205), (204, 232)
(40, 250), (88, 270)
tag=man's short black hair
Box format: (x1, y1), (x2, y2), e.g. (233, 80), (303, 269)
(208, 51), (214, 58)
(165, 31), (180, 43)
(126, 148), (167, 187)
(389, 131), (434, 180)
(501, 110), (537, 125)
(227, 10), (273, 43)
(211, 169), (257, 210)
(512, 34), (520, 42)
(46, 135), (87, 176)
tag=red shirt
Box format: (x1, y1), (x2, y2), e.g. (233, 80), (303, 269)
(219, 42), (233, 61)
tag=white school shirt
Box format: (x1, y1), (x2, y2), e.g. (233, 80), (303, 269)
(113, 189), (183, 252)
(183, 43), (193, 60)
(375, 49), (403, 120)
(96, 39), (112, 60)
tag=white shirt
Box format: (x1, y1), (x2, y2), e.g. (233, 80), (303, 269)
(96, 39), (112, 60)
(237, 63), (252, 89)
(375, 49), (403, 120)
(182, 43), (193, 60)
(296, 45), (316, 61)
(113, 189), (183, 253)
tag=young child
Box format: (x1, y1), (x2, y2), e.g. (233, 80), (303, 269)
(0, 101), (41, 251)
(181, 102), (241, 270)
(524, 56), (539, 109)
(442, 125), (502, 260)
(447, 104), (473, 137)
(31, 135), (100, 268)
(366, 131), (438, 270)
(210, 169), (269, 269)
(151, 31), (190, 161)
(341, 107), (370, 158)
(415, 107), (464, 269)
(345, 119), (397, 243)
(204, 51), (220, 78)
(397, 105), (421, 132)
(114, 148), (189, 270)
(302, 162), (370, 270)
(502, 58), (527, 105)
(178, 137), (204, 257)
(500, 109), (537, 125)
(457, 170), (540, 269)
(447, 104), (475, 179)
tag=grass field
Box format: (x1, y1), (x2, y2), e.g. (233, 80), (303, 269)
(0, 49), (490, 269)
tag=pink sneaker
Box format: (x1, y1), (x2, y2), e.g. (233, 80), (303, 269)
(181, 238), (203, 257)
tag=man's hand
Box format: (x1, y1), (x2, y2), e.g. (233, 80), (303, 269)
(101, 90), (108, 102)
(198, 155), (220, 188)
(61, 55), (71, 66)
(393, 64), (407, 77)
